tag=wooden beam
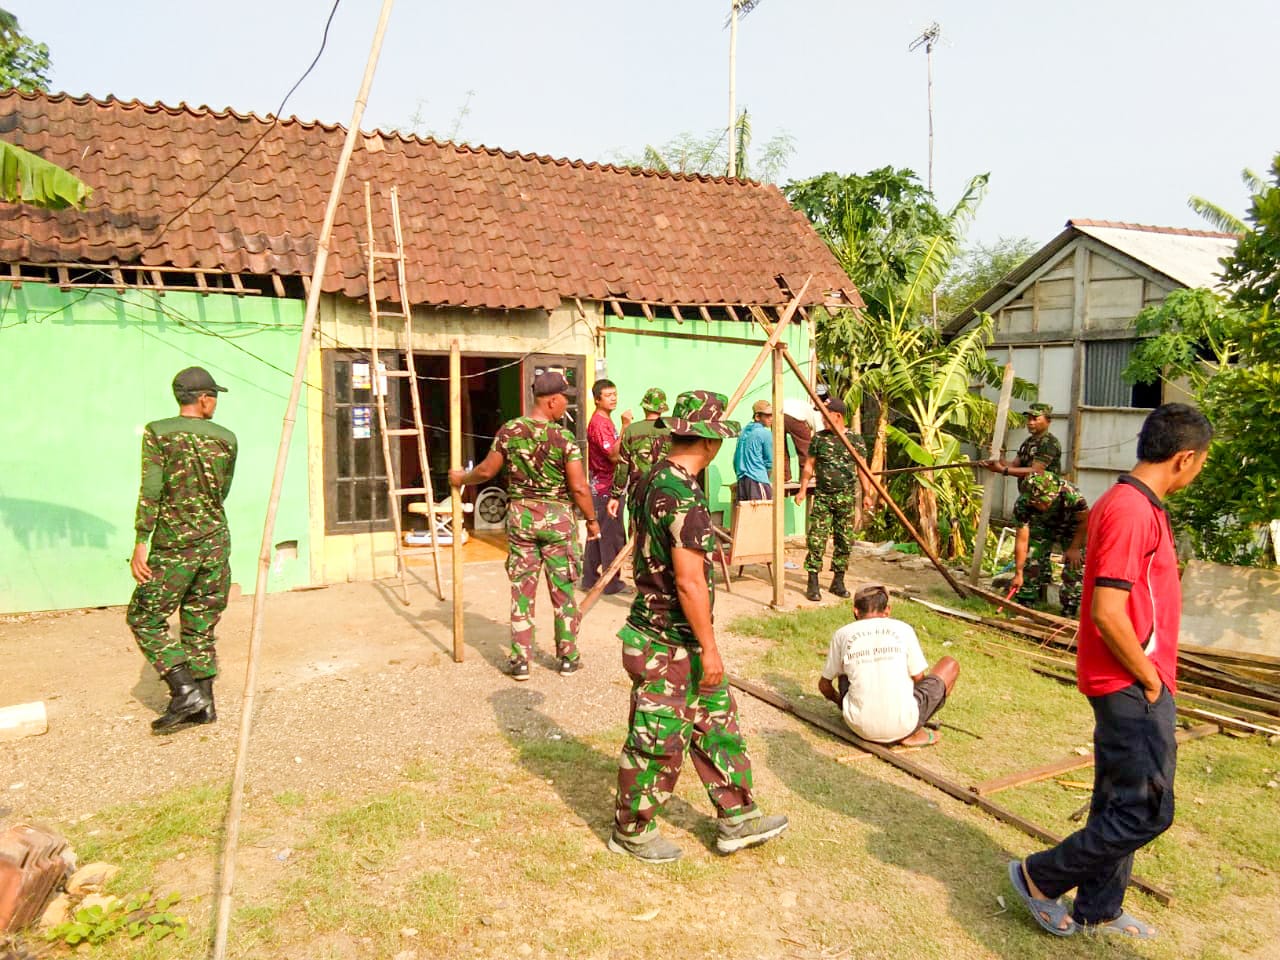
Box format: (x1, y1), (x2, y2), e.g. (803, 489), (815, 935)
(271, 274), (286, 298)
(698, 305), (713, 324)
(971, 724), (1219, 796)
(56, 265), (70, 291)
(639, 301), (655, 322)
(150, 270), (166, 296)
(725, 304), (741, 322)
(670, 304), (684, 324)
(724, 277), (812, 417)
(771, 344), (785, 609)
(450, 339), (464, 664)
(610, 299), (625, 320)
(728, 674), (1174, 906)
(196, 271), (209, 296)
(7, 262), (21, 289)
(599, 325), (769, 348)
(230, 273), (246, 297)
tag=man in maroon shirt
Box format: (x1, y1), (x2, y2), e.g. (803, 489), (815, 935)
(1008, 404), (1212, 941)
(582, 379), (632, 595)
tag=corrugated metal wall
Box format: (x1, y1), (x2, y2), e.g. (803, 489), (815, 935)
(1084, 340), (1134, 406)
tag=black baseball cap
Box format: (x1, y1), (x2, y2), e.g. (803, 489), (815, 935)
(173, 366), (228, 397)
(532, 371), (577, 398)
(824, 397), (847, 414)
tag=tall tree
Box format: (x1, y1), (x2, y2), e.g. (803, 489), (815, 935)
(0, 8), (50, 93)
(784, 166), (1034, 555)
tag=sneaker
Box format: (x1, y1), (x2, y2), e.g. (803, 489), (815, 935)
(715, 812), (789, 854)
(607, 829), (683, 863)
(508, 659), (530, 681)
(559, 656), (582, 676)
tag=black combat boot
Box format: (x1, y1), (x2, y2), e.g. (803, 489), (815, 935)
(829, 572), (850, 598)
(151, 665), (212, 733)
(805, 572), (822, 602)
(191, 676), (216, 724)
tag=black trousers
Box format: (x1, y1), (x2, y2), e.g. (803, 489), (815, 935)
(1025, 682), (1177, 924)
(581, 492), (625, 592)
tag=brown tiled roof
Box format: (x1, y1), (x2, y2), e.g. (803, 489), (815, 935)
(0, 91), (860, 311)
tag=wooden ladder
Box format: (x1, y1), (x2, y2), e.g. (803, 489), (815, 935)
(363, 182), (444, 604)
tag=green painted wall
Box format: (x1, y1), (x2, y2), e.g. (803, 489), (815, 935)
(0, 283), (311, 613)
(604, 317), (814, 535)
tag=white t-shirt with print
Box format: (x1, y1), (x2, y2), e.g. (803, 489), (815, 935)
(821, 616), (929, 743)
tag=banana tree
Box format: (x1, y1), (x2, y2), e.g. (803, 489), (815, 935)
(0, 140), (91, 209)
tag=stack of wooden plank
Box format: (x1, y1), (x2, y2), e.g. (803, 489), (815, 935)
(908, 595), (1280, 737)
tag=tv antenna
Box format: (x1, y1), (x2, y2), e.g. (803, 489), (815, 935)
(725, 0), (764, 179)
(908, 22), (942, 192)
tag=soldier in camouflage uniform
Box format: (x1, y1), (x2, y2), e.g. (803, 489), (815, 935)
(1012, 472), (1090, 617)
(609, 390), (789, 864)
(127, 366), (236, 733)
(984, 401), (1064, 493)
(449, 371), (599, 680)
(607, 386), (672, 522)
(795, 397), (864, 602)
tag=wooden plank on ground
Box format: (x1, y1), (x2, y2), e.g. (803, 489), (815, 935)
(727, 674), (1175, 906)
(971, 724), (1219, 796)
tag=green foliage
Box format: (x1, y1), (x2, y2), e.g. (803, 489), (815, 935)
(936, 235), (1038, 324)
(1123, 288), (1240, 393)
(44, 891), (188, 947)
(1187, 166), (1264, 234)
(0, 140), (92, 209)
(622, 108), (795, 183)
(0, 8), (49, 93)
(785, 166), (1038, 557)
(1154, 154), (1280, 565)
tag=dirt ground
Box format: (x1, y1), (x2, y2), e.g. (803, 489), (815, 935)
(0, 543), (944, 825)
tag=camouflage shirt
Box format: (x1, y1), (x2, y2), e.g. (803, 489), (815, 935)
(609, 418), (672, 506)
(809, 429), (865, 496)
(1013, 479), (1088, 542)
(627, 458), (716, 647)
(492, 416), (583, 502)
(134, 416), (238, 548)
(1015, 430), (1064, 492)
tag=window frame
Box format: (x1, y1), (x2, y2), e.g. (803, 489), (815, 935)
(322, 349), (401, 534)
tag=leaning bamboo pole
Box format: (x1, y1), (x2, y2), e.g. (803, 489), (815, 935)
(211, 3), (397, 957)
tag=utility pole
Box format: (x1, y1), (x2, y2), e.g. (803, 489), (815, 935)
(909, 22), (942, 324)
(725, 0), (762, 179)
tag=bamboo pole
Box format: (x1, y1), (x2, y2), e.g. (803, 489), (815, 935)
(450, 340), (464, 663)
(875, 461), (981, 476)
(770, 345), (785, 608)
(211, 3), (397, 956)
(970, 362), (1015, 584)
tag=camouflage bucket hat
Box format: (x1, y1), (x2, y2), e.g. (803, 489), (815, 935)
(640, 386), (668, 414)
(1028, 401), (1053, 417)
(1023, 471), (1063, 508)
(667, 390), (741, 439)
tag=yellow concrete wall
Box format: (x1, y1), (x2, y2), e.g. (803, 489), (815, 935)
(307, 295), (600, 585)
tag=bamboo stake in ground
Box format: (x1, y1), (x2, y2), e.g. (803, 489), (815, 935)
(450, 340), (464, 663)
(770, 344), (786, 608)
(970, 362), (1015, 584)
(211, 3), (397, 957)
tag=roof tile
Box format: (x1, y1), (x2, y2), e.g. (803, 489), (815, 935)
(1, 90), (859, 310)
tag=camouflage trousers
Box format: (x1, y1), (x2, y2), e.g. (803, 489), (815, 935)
(506, 499), (581, 664)
(126, 529), (230, 679)
(804, 489), (856, 573)
(1017, 532), (1084, 617)
(614, 625), (757, 837)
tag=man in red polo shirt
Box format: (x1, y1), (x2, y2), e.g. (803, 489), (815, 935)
(1007, 404), (1212, 941)
(582, 379), (632, 596)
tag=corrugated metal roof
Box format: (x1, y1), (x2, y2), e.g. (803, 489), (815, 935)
(1068, 219), (1236, 291)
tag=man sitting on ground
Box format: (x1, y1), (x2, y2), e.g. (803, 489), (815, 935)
(818, 584), (959, 747)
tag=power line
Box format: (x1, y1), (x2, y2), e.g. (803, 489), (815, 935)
(141, 0), (343, 253)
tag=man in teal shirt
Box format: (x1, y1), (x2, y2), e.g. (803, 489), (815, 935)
(732, 399), (773, 500)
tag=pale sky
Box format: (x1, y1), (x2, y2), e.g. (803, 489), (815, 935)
(18, 0), (1278, 248)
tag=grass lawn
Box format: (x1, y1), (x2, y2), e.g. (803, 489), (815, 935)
(18, 593), (1280, 959)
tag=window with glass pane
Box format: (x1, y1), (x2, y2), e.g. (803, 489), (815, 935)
(324, 351), (397, 531)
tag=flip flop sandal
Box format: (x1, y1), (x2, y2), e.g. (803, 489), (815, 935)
(898, 728), (940, 749)
(1007, 860), (1077, 937)
(1084, 911), (1157, 940)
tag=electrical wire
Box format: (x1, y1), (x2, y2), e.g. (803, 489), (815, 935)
(140, 0), (343, 254)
